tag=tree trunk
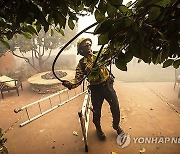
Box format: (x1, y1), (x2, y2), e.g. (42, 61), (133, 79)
(32, 38), (36, 67)
(39, 56), (44, 72)
(32, 50), (35, 67)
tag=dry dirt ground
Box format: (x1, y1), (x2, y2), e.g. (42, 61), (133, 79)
(0, 81), (180, 154)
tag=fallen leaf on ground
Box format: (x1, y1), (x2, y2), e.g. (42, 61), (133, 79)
(121, 115), (126, 119)
(111, 152), (117, 154)
(73, 131), (78, 136)
(140, 147), (146, 153)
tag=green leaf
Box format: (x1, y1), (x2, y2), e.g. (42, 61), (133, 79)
(16, 2), (29, 24)
(6, 31), (13, 40)
(75, 0), (81, 6)
(173, 59), (180, 69)
(48, 14), (53, 24)
(177, 3), (180, 8)
(57, 13), (66, 28)
(108, 17), (132, 39)
(127, 27), (138, 42)
(115, 58), (127, 71)
(137, 0), (162, 8)
(0, 39), (10, 49)
(60, 2), (68, 16)
(21, 31), (32, 39)
(126, 1), (133, 7)
(94, 19), (114, 34)
(84, 0), (94, 7)
(88, 71), (100, 81)
(157, 31), (166, 41)
(119, 5), (129, 13)
(109, 0), (123, 6)
(78, 3), (84, 11)
(35, 22), (41, 33)
(109, 22), (121, 39)
(107, 3), (117, 17)
(152, 52), (160, 64)
(163, 59), (174, 68)
(129, 29), (145, 59)
(95, 10), (106, 23)
(98, 0), (107, 14)
(68, 12), (78, 21)
(59, 29), (64, 36)
(53, 13), (59, 26)
(91, 0), (99, 6)
(138, 59), (142, 63)
(27, 25), (37, 35)
(115, 52), (127, 71)
(98, 33), (109, 45)
(0, 17), (6, 27)
(68, 18), (75, 30)
(118, 52), (125, 59)
(44, 23), (49, 33)
(149, 7), (161, 22)
(125, 50), (133, 63)
(156, 0), (172, 7)
(33, 5), (48, 31)
(141, 49), (151, 63)
(50, 29), (54, 36)
(130, 40), (140, 58)
(170, 36), (179, 55)
(83, 0), (98, 8)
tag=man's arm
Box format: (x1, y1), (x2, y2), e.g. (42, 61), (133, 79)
(62, 63), (85, 90)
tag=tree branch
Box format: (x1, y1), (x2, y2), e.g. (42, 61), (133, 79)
(41, 40), (45, 57)
(38, 45), (41, 57)
(11, 50), (40, 72)
(34, 49), (39, 59)
(43, 49), (52, 62)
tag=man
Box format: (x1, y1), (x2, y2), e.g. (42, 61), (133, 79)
(62, 38), (125, 140)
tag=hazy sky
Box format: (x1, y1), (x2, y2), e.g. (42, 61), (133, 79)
(78, 0), (135, 51)
(64, 0), (135, 55)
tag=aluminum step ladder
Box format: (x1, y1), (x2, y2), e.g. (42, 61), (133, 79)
(78, 90), (92, 152)
(14, 83), (88, 127)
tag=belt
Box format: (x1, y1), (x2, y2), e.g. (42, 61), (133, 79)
(89, 78), (113, 89)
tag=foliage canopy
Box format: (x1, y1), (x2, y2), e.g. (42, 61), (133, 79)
(0, 0), (179, 70)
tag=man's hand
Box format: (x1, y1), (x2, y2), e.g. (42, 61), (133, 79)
(62, 80), (72, 90)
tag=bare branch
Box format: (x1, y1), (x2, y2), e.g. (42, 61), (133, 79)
(38, 45), (42, 58)
(11, 50), (40, 72)
(34, 49), (39, 59)
(31, 50), (35, 66)
(41, 41), (45, 57)
(20, 50), (26, 58)
(43, 49), (52, 62)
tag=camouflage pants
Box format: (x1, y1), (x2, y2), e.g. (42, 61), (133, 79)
(89, 79), (120, 130)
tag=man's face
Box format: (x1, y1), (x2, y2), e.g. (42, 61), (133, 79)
(80, 40), (92, 57)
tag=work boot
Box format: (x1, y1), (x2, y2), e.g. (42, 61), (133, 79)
(96, 126), (106, 140)
(114, 126), (124, 135)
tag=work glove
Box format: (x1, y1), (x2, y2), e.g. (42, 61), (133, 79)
(62, 80), (72, 90)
